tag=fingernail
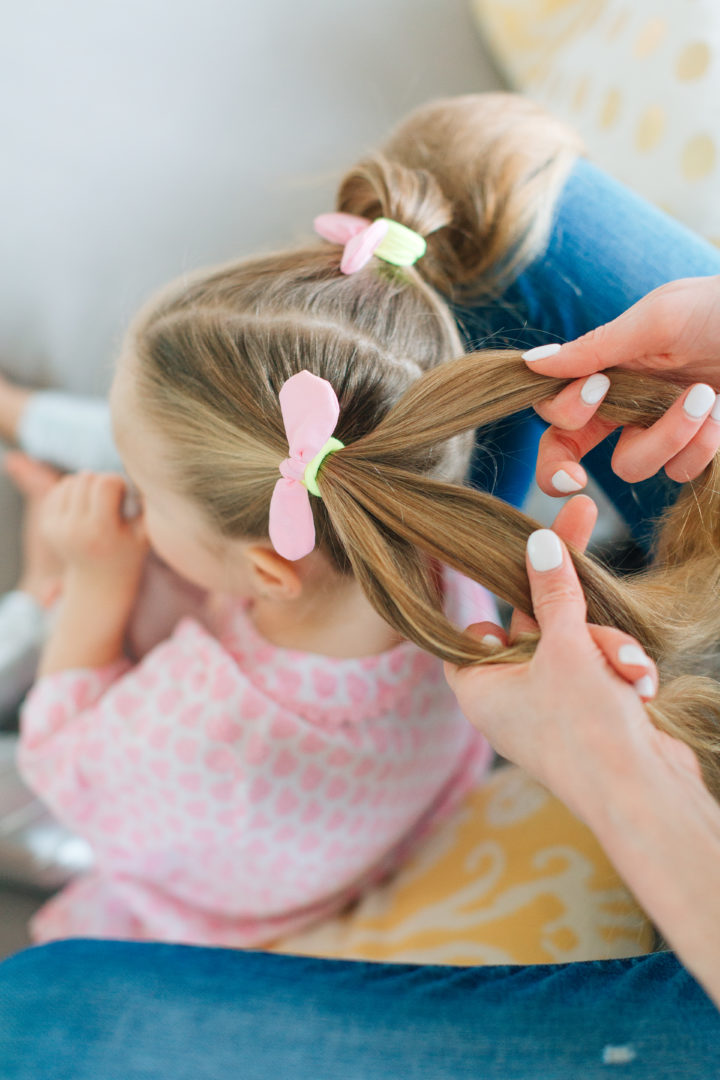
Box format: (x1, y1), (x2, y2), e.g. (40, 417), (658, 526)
(522, 343), (562, 363)
(580, 373), (610, 405)
(618, 644), (650, 667)
(711, 394), (720, 422)
(683, 383), (715, 419)
(481, 634), (504, 650)
(551, 469), (584, 493)
(634, 674), (655, 700)
(527, 529), (563, 571)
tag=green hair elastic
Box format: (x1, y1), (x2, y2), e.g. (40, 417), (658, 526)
(303, 436), (345, 496)
(373, 219), (428, 267)
(314, 212), (427, 274)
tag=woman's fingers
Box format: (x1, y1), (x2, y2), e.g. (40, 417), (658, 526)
(534, 417), (617, 496)
(536, 383), (720, 489)
(521, 307), (648, 377)
(610, 384), (717, 483)
(549, 494), (598, 551)
(525, 529), (587, 637)
(522, 278), (720, 381)
(510, 496), (597, 640)
(533, 373), (610, 429)
(463, 621), (509, 653)
(588, 625), (657, 699)
(663, 411), (720, 481)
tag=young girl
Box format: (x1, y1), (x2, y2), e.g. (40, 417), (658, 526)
(14, 94), (566, 948)
(9, 93), (720, 947)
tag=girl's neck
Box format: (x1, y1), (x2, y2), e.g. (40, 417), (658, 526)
(248, 577), (404, 659)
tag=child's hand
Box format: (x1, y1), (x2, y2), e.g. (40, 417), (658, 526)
(40, 471), (149, 591)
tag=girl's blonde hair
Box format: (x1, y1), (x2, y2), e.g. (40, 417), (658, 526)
(127, 93), (720, 798)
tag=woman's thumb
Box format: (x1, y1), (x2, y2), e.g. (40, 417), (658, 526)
(525, 530), (587, 637)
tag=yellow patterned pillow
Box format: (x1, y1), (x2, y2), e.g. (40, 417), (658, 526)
(471, 0), (720, 247)
(273, 766), (653, 965)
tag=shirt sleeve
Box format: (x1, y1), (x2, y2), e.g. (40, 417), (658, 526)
(18, 658), (132, 828)
(16, 617), (257, 841)
(18, 392), (121, 473)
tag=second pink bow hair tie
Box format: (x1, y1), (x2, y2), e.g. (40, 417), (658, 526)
(314, 212), (390, 274)
(268, 371), (343, 561)
(315, 212), (427, 273)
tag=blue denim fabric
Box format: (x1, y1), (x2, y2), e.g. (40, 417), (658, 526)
(461, 158), (720, 545)
(0, 941), (717, 1079)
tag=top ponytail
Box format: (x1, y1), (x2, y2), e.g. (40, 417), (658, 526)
(336, 93), (584, 297)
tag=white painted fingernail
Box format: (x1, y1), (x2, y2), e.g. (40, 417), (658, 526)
(481, 634), (504, 650)
(522, 343), (562, 363)
(580, 373), (610, 405)
(527, 529), (563, 571)
(711, 394), (720, 422)
(634, 674), (655, 699)
(618, 644), (650, 667)
(551, 469), (584, 493)
(683, 383), (716, 419)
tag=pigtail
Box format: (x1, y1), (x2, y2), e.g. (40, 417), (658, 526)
(319, 350), (720, 800)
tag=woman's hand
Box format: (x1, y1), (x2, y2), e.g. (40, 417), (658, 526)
(446, 514), (720, 1009)
(41, 471), (148, 594)
(523, 275), (720, 492)
(445, 517), (697, 823)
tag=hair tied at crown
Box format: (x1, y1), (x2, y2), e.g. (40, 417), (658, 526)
(314, 212), (426, 274)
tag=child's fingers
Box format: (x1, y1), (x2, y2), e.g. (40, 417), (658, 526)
(89, 473), (127, 524)
(45, 473), (76, 516)
(587, 624), (657, 699)
(129, 511), (149, 546)
(3, 451), (64, 498)
(68, 471), (95, 516)
(610, 384), (717, 484)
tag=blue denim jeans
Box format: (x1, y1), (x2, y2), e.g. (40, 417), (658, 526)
(0, 941), (717, 1079)
(463, 158), (720, 547)
(2, 161), (719, 1077)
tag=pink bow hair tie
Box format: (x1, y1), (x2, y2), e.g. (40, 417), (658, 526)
(314, 212), (427, 274)
(268, 371), (344, 561)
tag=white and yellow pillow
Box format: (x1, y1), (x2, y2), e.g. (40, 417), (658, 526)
(471, 0), (720, 247)
(274, 766), (652, 965)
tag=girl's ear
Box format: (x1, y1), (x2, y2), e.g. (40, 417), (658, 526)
(246, 545), (303, 601)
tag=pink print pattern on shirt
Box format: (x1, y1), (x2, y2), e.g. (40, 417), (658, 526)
(19, 568), (496, 947)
